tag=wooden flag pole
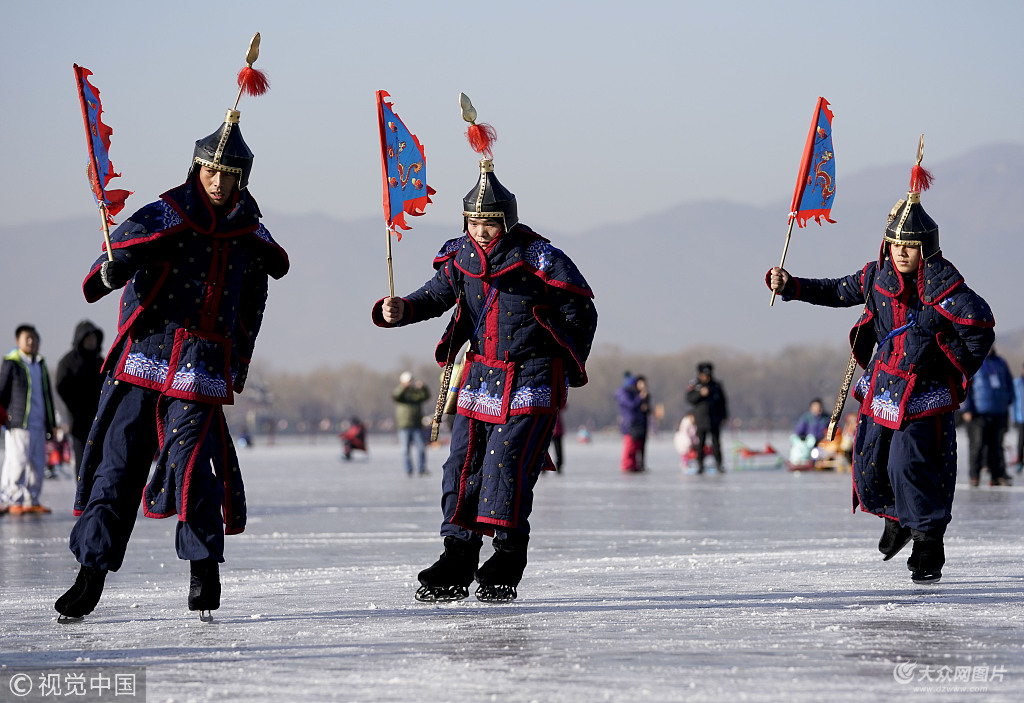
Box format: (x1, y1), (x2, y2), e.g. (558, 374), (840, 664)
(99, 203), (114, 262)
(769, 217), (795, 306)
(385, 226), (395, 298)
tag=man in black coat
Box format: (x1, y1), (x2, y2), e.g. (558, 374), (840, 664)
(686, 362), (728, 473)
(56, 320), (105, 473)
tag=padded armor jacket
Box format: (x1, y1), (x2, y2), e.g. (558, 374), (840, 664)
(83, 178), (288, 405)
(374, 225), (597, 423)
(778, 254), (994, 429)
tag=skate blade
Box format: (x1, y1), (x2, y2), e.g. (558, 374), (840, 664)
(414, 586), (468, 603)
(474, 586), (518, 603)
(56, 614), (85, 624)
(197, 610), (215, 622)
(911, 572), (942, 585)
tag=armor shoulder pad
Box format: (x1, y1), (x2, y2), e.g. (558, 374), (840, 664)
(250, 222), (290, 279)
(935, 284), (994, 327)
(432, 236), (466, 269)
(920, 256), (964, 304)
(523, 239), (593, 298)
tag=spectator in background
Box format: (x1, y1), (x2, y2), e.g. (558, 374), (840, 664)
(673, 412), (698, 471)
(0, 324), (56, 514)
(686, 362), (728, 474)
(339, 417), (368, 461)
(394, 371), (430, 476)
(616, 373), (649, 473)
(1013, 361), (1024, 475)
(56, 320), (105, 474)
(795, 398), (830, 443)
(962, 347), (1015, 486)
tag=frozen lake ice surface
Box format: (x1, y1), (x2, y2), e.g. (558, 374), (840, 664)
(2, 430), (1023, 702)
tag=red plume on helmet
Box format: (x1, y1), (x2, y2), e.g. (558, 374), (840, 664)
(910, 163), (934, 193)
(237, 65), (269, 97)
(466, 123), (497, 159)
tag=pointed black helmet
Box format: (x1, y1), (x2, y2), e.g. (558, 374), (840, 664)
(883, 135), (939, 259)
(462, 160), (518, 231)
(188, 33), (268, 191)
(189, 110), (255, 190)
(459, 93), (519, 231)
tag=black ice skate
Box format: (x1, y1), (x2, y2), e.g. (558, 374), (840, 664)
(474, 534), (528, 603)
(878, 518), (912, 561)
(907, 536), (944, 584)
(188, 559), (221, 621)
(415, 536), (481, 603)
(55, 565), (107, 621)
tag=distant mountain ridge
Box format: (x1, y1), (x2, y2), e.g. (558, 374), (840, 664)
(2, 143), (1021, 370)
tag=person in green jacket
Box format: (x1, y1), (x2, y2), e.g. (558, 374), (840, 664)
(394, 371), (430, 476)
(0, 324), (56, 514)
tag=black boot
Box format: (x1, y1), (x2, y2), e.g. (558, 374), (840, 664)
(878, 518), (912, 561)
(55, 565), (107, 620)
(188, 559), (221, 617)
(415, 536), (481, 602)
(907, 532), (944, 584)
(475, 534), (529, 602)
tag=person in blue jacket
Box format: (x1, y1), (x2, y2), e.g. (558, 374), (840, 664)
(962, 347), (1015, 486)
(1013, 362), (1024, 475)
(794, 398), (830, 444)
(373, 103), (597, 603)
(768, 148), (994, 584)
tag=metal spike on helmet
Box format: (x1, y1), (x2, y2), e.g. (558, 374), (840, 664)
(460, 93), (518, 232)
(190, 33), (269, 191)
(884, 134), (939, 259)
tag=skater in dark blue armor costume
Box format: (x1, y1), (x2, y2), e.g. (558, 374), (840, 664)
(55, 36), (287, 620)
(373, 95), (598, 602)
(768, 140), (994, 584)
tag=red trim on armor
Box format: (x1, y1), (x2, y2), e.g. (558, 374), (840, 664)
(143, 397), (177, 520)
(863, 358), (916, 430)
(178, 409), (216, 523)
(450, 416), (482, 533)
(162, 328), (234, 405)
(933, 301), (994, 328)
(484, 279), (499, 360)
(456, 352), (515, 424)
(217, 409), (243, 535)
(936, 332), (971, 401)
(525, 267), (594, 298)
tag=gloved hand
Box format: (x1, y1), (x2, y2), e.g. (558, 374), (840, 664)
(99, 259), (133, 290)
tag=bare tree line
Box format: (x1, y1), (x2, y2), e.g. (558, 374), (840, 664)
(226, 343), (857, 437)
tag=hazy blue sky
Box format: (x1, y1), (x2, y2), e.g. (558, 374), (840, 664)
(2, 1), (1021, 233)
